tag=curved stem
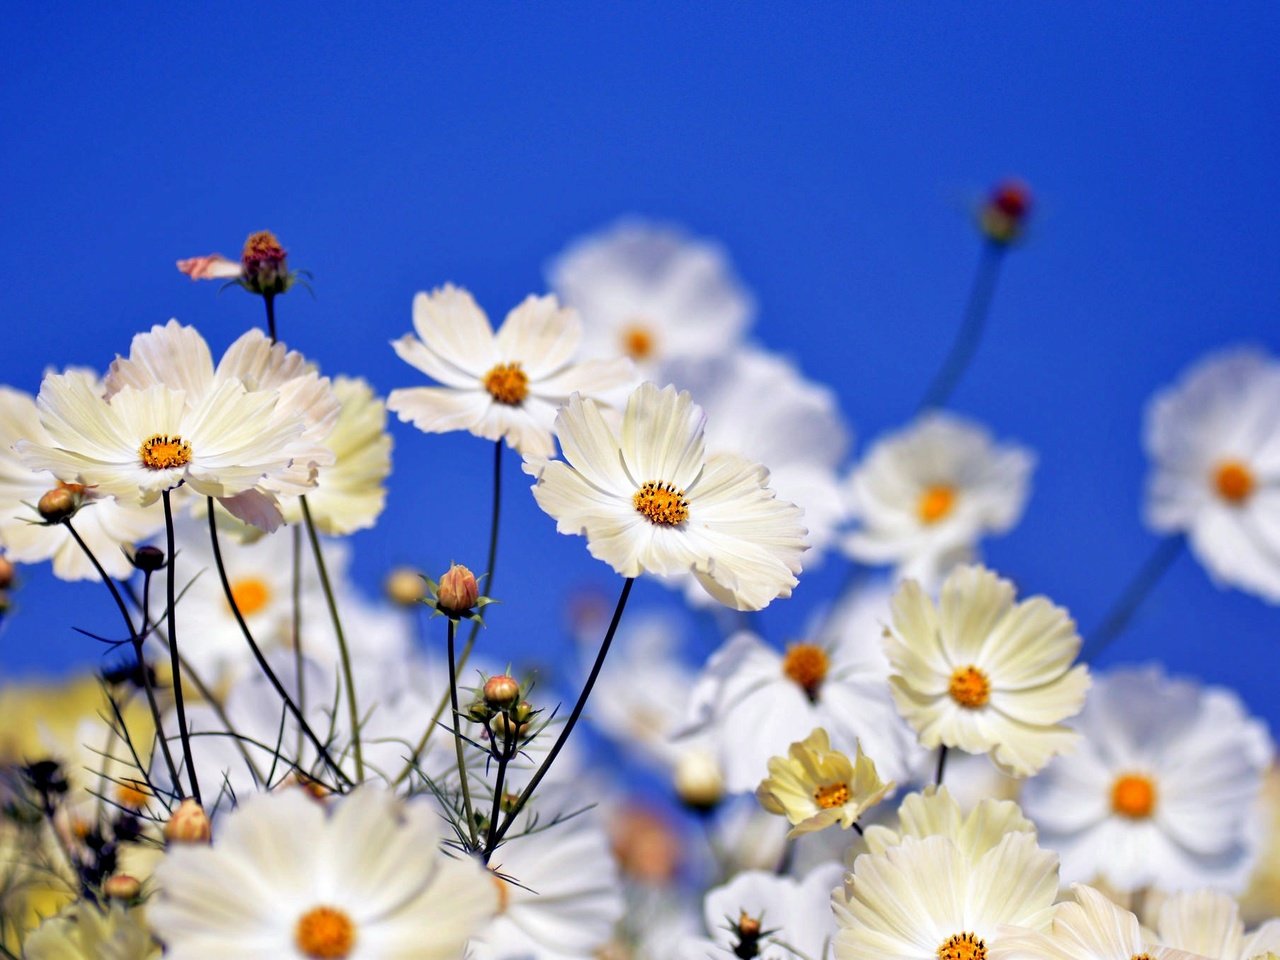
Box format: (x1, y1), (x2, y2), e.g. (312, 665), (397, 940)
(299, 496), (364, 781)
(205, 498), (353, 787)
(291, 523), (306, 759)
(446, 617), (479, 849)
(486, 576), (633, 859)
(934, 745), (948, 787)
(919, 241), (1005, 411)
(1081, 535), (1184, 662)
(162, 490), (201, 805)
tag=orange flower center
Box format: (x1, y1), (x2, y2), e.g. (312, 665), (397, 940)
(621, 323), (657, 360)
(115, 780), (150, 809)
(938, 932), (986, 960)
(483, 362), (529, 406)
(139, 434), (192, 470)
(1111, 773), (1157, 819)
(736, 911), (762, 938)
(948, 665), (991, 709)
(633, 481), (689, 525)
(782, 643), (829, 698)
(918, 484), (957, 524)
(294, 906), (355, 959)
(814, 783), (850, 809)
(229, 577), (272, 617)
(1213, 459), (1255, 504)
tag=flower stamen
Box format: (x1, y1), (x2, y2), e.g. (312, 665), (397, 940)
(621, 323), (656, 361)
(633, 481), (689, 525)
(1213, 459), (1255, 504)
(918, 484), (957, 524)
(938, 932), (986, 960)
(948, 666), (990, 709)
(1111, 773), (1157, 818)
(483, 363), (529, 406)
(295, 905), (355, 959)
(229, 577), (272, 617)
(814, 783), (850, 809)
(140, 435), (192, 470)
(782, 643), (828, 700)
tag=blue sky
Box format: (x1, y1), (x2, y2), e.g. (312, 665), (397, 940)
(1, 3), (1277, 727)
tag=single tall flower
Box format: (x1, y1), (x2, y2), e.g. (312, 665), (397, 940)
(528, 382), (808, 610)
(1145, 346), (1280, 602)
(387, 285), (633, 458)
(885, 564), (1090, 777)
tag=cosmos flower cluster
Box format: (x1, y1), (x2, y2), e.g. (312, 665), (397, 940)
(0, 193), (1276, 960)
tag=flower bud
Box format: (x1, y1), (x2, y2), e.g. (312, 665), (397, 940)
(164, 799), (212, 844)
(466, 700), (495, 723)
(103, 874), (142, 900)
(979, 179), (1032, 245)
(436, 563), (479, 617)
(498, 790), (521, 815)
(512, 700), (535, 724)
(131, 545), (166, 572)
(385, 566), (428, 607)
(490, 713), (525, 742)
(483, 675), (520, 708)
(0, 555), (15, 589)
(673, 749), (725, 812)
(37, 486), (79, 523)
(240, 230), (291, 297)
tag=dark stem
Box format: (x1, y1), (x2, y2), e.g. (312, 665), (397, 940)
(162, 490), (201, 805)
(138, 569), (182, 798)
(205, 498), (353, 787)
(486, 576), (634, 859)
(446, 617), (479, 848)
(264, 293), (277, 344)
(919, 241), (1005, 411)
(934, 745), (948, 787)
(62, 519), (183, 797)
(291, 523), (305, 758)
(1081, 535), (1184, 662)
(484, 719), (516, 853)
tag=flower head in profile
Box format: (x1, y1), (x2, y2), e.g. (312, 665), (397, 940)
(886, 564), (1090, 777)
(148, 785), (496, 959)
(177, 229), (301, 297)
(527, 381), (807, 610)
(548, 219), (754, 374)
(756, 727), (893, 837)
(978, 178), (1033, 245)
(387, 284), (634, 459)
(842, 412), (1034, 586)
(1021, 666), (1273, 893)
(1144, 346), (1280, 602)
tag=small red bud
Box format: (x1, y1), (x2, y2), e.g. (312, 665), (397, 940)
(164, 799), (212, 844)
(437, 564), (479, 616)
(483, 675), (520, 708)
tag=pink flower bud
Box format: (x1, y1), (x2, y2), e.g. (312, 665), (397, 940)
(483, 675), (520, 707)
(437, 563), (479, 616)
(164, 799), (212, 844)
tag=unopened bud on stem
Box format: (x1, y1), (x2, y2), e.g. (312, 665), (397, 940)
(436, 563), (479, 617)
(164, 799), (212, 844)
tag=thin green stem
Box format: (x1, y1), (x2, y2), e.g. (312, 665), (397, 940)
(446, 617), (479, 849)
(299, 495), (364, 781)
(919, 241), (1005, 411)
(484, 717), (517, 853)
(1081, 535), (1184, 662)
(162, 490), (201, 805)
(292, 523), (306, 759)
(486, 576), (634, 859)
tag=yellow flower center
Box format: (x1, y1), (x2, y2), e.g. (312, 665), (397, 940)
(814, 783), (850, 809)
(938, 933), (986, 960)
(620, 323), (657, 361)
(140, 435), (192, 470)
(1111, 773), (1157, 819)
(948, 665), (990, 709)
(483, 362), (529, 406)
(115, 780), (150, 809)
(1130, 955), (1155, 960)
(294, 906), (355, 959)
(633, 481), (689, 525)
(918, 484), (957, 524)
(782, 642), (829, 699)
(736, 911), (762, 938)
(1214, 459), (1255, 504)
(229, 577), (272, 617)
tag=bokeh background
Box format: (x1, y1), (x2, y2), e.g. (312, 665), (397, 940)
(2, 4), (1277, 726)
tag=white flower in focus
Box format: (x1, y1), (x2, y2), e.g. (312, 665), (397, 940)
(528, 382), (807, 611)
(1154, 889), (1280, 959)
(149, 786), (496, 959)
(1144, 347), (1280, 602)
(841, 412), (1034, 585)
(756, 728), (894, 837)
(990, 884), (1204, 960)
(548, 220), (754, 374)
(860, 786), (1036, 862)
(886, 564), (1091, 777)
(280, 376), (392, 534)
(1021, 666), (1273, 893)
(0, 379), (162, 580)
(387, 285), (633, 458)
(832, 832), (1058, 960)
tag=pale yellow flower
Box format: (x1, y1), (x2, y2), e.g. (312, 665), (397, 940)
(860, 785), (1035, 862)
(756, 728), (893, 837)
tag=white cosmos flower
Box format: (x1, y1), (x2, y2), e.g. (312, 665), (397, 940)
(885, 564), (1091, 778)
(1144, 346), (1280, 602)
(528, 381), (808, 611)
(990, 884), (1205, 960)
(0, 378), (161, 580)
(387, 285), (633, 459)
(860, 786), (1036, 862)
(1021, 666), (1273, 894)
(1154, 889), (1280, 960)
(841, 412), (1034, 586)
(832, 832), (1059, 960)
(548, 220), (754, 375)
(148, 785), (497, 960)
(660, 348), (851, 603)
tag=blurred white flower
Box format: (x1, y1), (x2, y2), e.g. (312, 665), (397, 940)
(886, 564), (1090, 778)
(149, 785), (496, 959)
(528, 382), (808, 611)
(387, 285), (633, 459)
(841, 411), (1034, 586)
(1145, 346), (1280, 602)
(1154, 888), (1280, 959)
(23, 900), (158, 960)
(548, 220), (754, 376)
(1022, 666), (1273, 893)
